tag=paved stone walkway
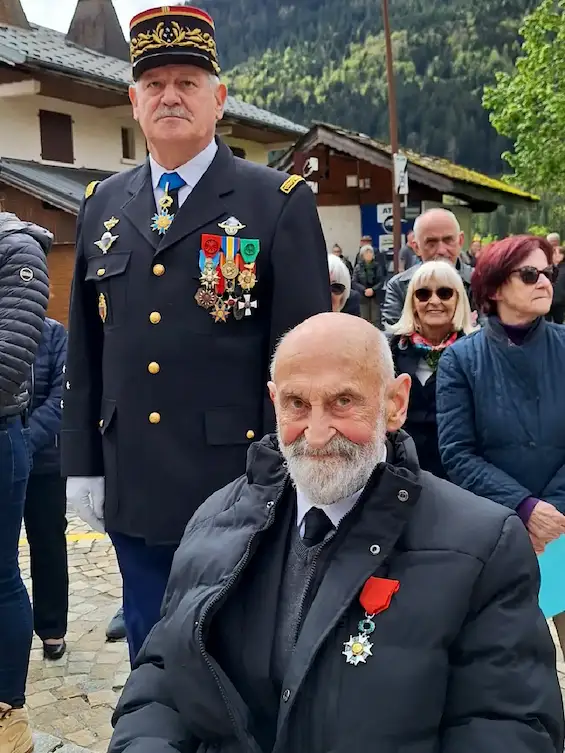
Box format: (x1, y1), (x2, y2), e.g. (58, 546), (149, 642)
(18, 514), (565, 752)
(20, 514), (127, 752)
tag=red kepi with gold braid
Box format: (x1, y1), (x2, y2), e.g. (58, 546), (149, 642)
(129, 5), (220, 80)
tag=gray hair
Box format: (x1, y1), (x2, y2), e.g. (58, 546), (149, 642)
(547, 232), (561, 245)
(413, 208), (460, 244)
(270, 318), (395, 385)
(359, 244), (374, 256)
(327, 253), (351, 310)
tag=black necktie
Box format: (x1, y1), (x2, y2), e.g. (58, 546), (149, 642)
(302, 507), (334, 547)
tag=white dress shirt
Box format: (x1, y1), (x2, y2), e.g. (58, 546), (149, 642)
(149, 139), (218, 209)
(296, 445), (388, 537)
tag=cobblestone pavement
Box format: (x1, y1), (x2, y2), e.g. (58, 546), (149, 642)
(18, 514), (565, 751)
(20, 513), (127, 752)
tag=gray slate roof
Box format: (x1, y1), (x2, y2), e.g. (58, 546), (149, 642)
(0, 157), (112, 214)
(0, 22), (307, 136)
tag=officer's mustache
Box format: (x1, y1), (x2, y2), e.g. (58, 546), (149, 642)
(155, 107), (193, 121)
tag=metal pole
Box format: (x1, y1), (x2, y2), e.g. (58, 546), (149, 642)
(382, 0), (402, 272)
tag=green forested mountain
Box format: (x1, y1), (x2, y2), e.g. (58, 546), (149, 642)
(200, 0), (537, 174)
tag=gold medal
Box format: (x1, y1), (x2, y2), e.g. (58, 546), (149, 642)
(238, 268), (256, 291)
(98, 293), (107, 323)
(221, 259), (239, 281)
(211, 300), (229, 322)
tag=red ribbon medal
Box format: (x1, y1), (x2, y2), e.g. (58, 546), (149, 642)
(360, 576), (400, 615)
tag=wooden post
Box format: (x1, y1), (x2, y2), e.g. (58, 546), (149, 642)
(382, 0), (402, 272)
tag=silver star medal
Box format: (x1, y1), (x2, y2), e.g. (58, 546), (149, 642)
(342, 634), (373, 666)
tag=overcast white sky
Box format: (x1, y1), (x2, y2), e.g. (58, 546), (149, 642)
(21, 0), (152, 34)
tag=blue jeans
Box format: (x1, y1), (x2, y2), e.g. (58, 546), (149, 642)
(0, 417), (33, 707)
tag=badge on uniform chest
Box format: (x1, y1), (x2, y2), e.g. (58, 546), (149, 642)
(195, 230), (261, 322)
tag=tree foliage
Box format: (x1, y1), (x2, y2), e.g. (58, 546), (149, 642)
(483, 0), (565, 193)
(201, 0), (537, 173)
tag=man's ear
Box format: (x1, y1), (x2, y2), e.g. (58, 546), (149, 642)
(267, 381), (277, 405)
(129, 85), (139, 121)
(386, 374), (411, 432)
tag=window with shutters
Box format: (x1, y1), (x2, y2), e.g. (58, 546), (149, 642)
(39, 110), (74, 164)
(121, 127), (136, 160)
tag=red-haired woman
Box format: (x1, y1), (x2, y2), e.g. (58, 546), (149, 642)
(436, 235), (565, 650)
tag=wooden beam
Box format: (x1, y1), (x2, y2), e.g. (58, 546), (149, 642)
(0, 79), (40, 97)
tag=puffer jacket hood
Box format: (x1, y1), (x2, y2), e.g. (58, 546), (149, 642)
(0, 212), (53, 254)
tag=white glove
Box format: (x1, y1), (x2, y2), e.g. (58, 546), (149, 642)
(66, 476), (106, 533)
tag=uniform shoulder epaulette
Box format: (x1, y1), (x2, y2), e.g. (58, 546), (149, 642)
(279, 174), (304, 194)
(84, 181), (100, 200)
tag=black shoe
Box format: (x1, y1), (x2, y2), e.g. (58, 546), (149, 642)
(106, 606), (126, 641)
(43, 640), (66, 660)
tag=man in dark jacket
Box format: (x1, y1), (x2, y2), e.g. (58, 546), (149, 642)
(62, 5), (330, 658)
(383, 208), (473, 326)
(24, 317), (69, 660)
(0, 212), (50, 753)
(111, 313), (563, 753)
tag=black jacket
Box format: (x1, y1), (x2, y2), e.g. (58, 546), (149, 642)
(552, 260), (565, 309)
(29, 318), (67, 474)
(352, 256), (387, 294)
(382, 258), (473, 326)
(61, 140), (330, 544)
(111, 433), (563, 753)
(389, 334), (452, 478)
(0, 213), (51, 418)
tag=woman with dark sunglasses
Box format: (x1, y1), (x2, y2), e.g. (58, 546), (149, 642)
(388, 260), (475, 478)
(436, 235), (565, 654)
(327, 253), (360, 315)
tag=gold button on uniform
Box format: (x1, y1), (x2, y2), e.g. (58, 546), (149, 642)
(246, 430), (255, 440)
(153, 263), (165, 276)
(99, 419), (104, 428)
(97, 268), (106, 277)
(148, 362), (160, 374)
(149, 311), (161, 324)
(149, 412), (161, 424)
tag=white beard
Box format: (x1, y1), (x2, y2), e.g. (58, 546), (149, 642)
(278, 415), (387, 507)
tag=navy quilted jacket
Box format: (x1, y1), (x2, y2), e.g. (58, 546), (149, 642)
(0, 213), (51, 418)
(436, 317), (565, 513)
(29, 318), (67, 474)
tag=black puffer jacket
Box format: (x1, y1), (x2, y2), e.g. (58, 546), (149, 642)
(111, 433), (563, 753)
(0, 213), (51, 418)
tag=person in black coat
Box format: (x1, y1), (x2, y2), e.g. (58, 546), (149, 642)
(24, 317), (69, 661)
(110, 314), (563, 753)
(388, 260), (476, 478)
(0, 212), (50, 751)
(549, 246), (565, 323)
(352, 244), (387, 327)
(62, 5), (330, 659)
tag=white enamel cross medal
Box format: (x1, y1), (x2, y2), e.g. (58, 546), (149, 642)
(343, 614), (376, 666)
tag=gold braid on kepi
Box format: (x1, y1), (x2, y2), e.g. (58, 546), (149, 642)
(129, 6), (220, 80)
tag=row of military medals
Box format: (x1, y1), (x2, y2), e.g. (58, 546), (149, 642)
(195, 225), (260, 323)
(152, 182), (259, 323)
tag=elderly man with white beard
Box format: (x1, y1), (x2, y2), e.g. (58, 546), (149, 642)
(110, 313), (563, 753)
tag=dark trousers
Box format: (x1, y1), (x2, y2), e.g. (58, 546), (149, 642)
(0, 417), (32, 708)
(109, 531), (177, 662)
(24, 473), (69, 640)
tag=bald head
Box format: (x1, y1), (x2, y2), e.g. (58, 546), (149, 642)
(268, 313), (411, 506)
(413, 208), (463, 264)
(271, 312), (393, 384)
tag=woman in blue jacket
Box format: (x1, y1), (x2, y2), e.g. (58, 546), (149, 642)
(436, 235), (565, 652)
(25, 317), (68, 659)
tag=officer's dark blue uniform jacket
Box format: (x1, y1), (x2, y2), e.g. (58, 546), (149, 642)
(61, 140), (330, 544)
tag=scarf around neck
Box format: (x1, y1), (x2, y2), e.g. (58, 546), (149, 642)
(406, 331), (458, 371)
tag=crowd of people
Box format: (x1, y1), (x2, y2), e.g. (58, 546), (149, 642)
(2, 4), (565, 753)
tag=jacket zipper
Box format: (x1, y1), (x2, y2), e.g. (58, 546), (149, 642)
(197, 481), (287, 746)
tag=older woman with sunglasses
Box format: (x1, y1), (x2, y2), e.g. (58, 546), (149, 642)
(328, 254), (360, 315)
(438, 235), (565, 546)
(388, 261), (475, 478)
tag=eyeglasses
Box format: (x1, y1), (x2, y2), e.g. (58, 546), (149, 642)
(414, 287), (455, 303)
(510, 265), (558, 285)
(330, 282), (346, 295)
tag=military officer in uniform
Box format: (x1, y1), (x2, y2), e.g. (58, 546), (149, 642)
(62, 5), (330, 659)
